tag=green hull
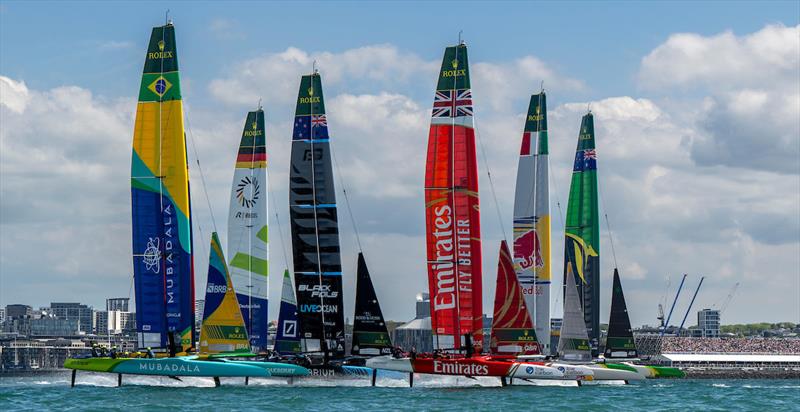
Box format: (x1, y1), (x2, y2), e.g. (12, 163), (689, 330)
(605, 361), (686, 378)
(64, 357), (270, 378)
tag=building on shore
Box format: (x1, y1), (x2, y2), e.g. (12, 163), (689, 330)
(698, 309), (721, 338)
(106, 298), (130, 312)
(392, 293), (433, 353)
(50, 303), (93, 334)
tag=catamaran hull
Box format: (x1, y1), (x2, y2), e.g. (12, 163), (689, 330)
(221, 360), (310, 377)
(295, 365), (373, 379)
(366, 356), (564, 379)
(607, 362), (685, 379)
(583, 363), (645, 381)
(545, 362), (594, 381)
(64, 357), (270, 377)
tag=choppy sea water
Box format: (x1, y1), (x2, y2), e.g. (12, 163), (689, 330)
(1, 372), (798, 411)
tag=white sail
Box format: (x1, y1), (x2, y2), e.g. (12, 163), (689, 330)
(227, 109), (269, 351)
(558, 264), (592, 362)
(513, 92), (551, 353)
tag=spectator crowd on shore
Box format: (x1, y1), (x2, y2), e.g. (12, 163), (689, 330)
(660, 337), (800, 354)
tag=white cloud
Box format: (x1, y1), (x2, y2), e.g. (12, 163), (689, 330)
(639, 24), (800, 174)
(473, 56), (585, 113)
(639, 24), (800, 91)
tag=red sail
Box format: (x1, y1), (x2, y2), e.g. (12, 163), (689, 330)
(425, 43), (483, 351)
(491, 241), (541, 355)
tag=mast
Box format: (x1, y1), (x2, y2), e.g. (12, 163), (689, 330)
(604, 268), (637, 358)
(425, 42), (482, 352)
(490, 241), (540, 355)
(227, 109), (269, 352)
(563, 112), (600, 352)
(274, 270), (302, 354)
(199, 232), (250, 354)
(512, 92), (551, 354)
(288, 72), (346, 357)
(131, 22), (194, 351)
(351, 253), (392, 356)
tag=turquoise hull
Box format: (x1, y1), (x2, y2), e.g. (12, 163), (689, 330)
(222, 360), (310, 377)
(65, 357), (270, 378)
(300, 365), (373, 379)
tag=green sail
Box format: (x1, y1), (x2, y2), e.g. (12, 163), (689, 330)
(563, 112), (600, 351)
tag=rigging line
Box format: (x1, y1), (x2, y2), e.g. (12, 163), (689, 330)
(306, 72), (328, 353)
(474, 124), (508, 244)
(449, 42), (463, 348)
(597, 166), (619, 269)
(330, 142), (363, 253)
(268, 178), (291, 273)
(184, 105), (218, 233)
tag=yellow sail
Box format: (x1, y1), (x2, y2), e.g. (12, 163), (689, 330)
(199, 232), (251, 354)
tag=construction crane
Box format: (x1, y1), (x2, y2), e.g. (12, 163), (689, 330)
(661, 274), (688, 336)
(715, 282), (740, 314)
(678, 276), (706, 335)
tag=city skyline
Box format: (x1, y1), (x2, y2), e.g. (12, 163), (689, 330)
(1, 2), (799, 327)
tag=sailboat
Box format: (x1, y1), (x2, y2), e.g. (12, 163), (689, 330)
(563, 112), (601, 352)
(367, 42), (564, 384)
(513, 92), (551, 355)
(227, 108), (269, 352)
(287, 70), (371, 379)
(351, 253), (393, 357)
(199, 234), (308, 378)
(490, 241), (540, 355)
(555, 264), (641, 382)
(64, 22), (274, 385)
(274, 270), (302, 354)
(199, 232), (251, 354)
(601, 269), (686, 378)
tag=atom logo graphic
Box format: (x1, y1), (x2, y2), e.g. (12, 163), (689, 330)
(142, 237), (160, 273)
(236, 176), (260, 208)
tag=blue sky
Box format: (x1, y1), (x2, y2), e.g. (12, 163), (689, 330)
(1, 1), (798, 326)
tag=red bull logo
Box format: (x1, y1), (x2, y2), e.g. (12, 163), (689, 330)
(514, 229), (543, 270)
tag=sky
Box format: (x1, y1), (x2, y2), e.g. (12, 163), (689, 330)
(1, 1), (798, 327)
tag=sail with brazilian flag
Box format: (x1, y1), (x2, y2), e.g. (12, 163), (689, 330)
(227, 109), (269, 352)
(199, 232), (251, 354)
(131, 22), (195, 351)
(563, 111), (600, 351)
(424, 42), (483, 351)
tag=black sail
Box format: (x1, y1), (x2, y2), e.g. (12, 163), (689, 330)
(604, 268), (638, 358)
(289, 72), (346, 357)
(352, 253), (392, 356)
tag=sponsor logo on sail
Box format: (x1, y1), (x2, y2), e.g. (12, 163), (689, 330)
(514, 227), (543, 271)
(299, 304), (338, 314)
(236, 176), (260, 208)
(243, 120), (262, 137)
(282, 320), (297, 337)
(143, 237), (160, 273)
(298, 284), (338, 298)
(147, 41), (174, 60)
(206, 283), (227, 294)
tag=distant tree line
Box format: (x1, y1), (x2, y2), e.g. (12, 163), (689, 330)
(720, 322), (798, 336)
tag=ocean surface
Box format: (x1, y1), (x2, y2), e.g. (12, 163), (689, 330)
(1, 372), (798, 411)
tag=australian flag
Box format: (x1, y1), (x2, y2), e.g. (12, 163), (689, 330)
(573, 148), (597, 171)
(293, 115), (329, 140)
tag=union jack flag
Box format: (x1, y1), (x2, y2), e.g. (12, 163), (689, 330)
(432, 89), (473, 118)
(312, 114), (327, 127)
(573, 148), (597, 171)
